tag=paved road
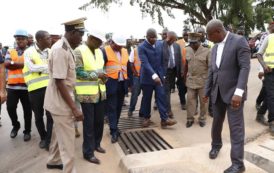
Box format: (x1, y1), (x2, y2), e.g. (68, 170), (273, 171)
(0, 59), (272, 173)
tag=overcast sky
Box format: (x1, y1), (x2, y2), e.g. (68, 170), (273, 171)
(0, 0), (187, 46)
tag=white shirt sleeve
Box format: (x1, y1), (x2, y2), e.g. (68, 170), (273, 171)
(258, 36), (269, 55)
(234, 88), (244, 97)
(129, 49), (135, 63)
(152, 73), (159, 80)
(24, 49), (48, 73)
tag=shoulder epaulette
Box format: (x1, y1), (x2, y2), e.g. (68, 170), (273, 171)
(62, 42), (68, 50)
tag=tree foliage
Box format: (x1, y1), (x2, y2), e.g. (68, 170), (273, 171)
(79, 0), (274, 33)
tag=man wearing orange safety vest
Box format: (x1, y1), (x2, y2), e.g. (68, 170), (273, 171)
(4, 29), (32, 141)
(102, 33), (129, 143)
(128, 47), (142, 117)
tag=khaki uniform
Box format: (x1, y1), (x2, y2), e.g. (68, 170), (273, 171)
(186, 45), (210, 122)
(44, 37), (76, 173)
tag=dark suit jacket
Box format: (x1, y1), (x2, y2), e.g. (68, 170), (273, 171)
(162, 41), (182, 77)
(138, 40), (165, 85)
(204, 33), (251, 104)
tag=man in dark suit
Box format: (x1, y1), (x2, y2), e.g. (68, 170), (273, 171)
(162, 31), (182, 118)
(204, 19), (250, 173)
(138, 28), (177, 128)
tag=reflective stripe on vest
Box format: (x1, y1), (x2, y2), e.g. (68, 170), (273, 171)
(75, 44), (106, 96)
(7, 49), (25, 85)
(133, 48), (141, 76)
(265, 34), (274, 68)
(22, 46), (49, 92)
(105, 46), (128, 79)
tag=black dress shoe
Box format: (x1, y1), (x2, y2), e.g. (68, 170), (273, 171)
(10, 127), (20, 138)
(186, 121), (194, 128)
(111, 134), (118, 143)
(209, 147), (221, 159)
(181, 104), (186, 110)
(23, 133), (31, 141)
(46, 164), (63, 170)
(84, 156), (100, 164)
(96, 147), (106, 153)
(224, 165), (245, 173)
(199, 121), (206, 127)
(39, 140), (47, 149)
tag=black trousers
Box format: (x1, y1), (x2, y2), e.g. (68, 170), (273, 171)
(164, 68), (177, 112)
(264, 71), (274, 122)
(106, 81), (125, 136)
(7, 88), (32, 134)
(257, 80), (268, 116)
(176, 77), (187, 105)
(29, 87), (53, 144)
(81, 101), (105, 158)
(256, 81), (265, 106)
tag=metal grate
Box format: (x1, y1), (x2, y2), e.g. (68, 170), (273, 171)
(118, 129), (173, 155)
(118, 116), (157, 131)
(121, 105), (130, 111)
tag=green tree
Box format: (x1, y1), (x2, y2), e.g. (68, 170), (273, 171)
(79, 0), (274, 33)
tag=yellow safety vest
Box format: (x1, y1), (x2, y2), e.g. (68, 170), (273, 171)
(75, 44), (106, 97)
(22, 47), (49, 92)
(265, 34), (274, 68)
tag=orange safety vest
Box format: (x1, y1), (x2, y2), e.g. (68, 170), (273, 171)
(133, 48), (141, 76)
(181, 47), (187, 66)
(105, 45), (129, 80)
(7, 49), (25, 85)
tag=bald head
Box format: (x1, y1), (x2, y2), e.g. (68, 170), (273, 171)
(166, 31), (177, 45)
(146, 28), (157, 37)
(206, 19), (226, 33)
(146, 28), (157, 45)
(167, 31), (177, 38)
(206, 19), (227, 43)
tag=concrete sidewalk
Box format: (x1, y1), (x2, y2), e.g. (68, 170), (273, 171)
(119, 136), (273, 173)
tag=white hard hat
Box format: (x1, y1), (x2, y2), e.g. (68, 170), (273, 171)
(88, 29), (106, 42)
(112, 33), (127, 46)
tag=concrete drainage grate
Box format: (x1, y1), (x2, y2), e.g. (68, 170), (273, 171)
(118, 129), (173, 155)
(118, 117), (157, 132)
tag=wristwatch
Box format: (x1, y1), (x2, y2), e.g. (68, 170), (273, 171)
(10, 61), (15, 65)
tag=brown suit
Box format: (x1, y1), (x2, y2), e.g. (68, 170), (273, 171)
(185, 45), (210, 122)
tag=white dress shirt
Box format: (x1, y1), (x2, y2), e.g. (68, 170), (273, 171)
(216, 32), (229, 68)
(145, 40), (159, 80)
(24, 43), (49, 73)
(168, 44), (175, 68)
(114, 51), (124, 81)
(129, 48), (135, 63)
(216, 32), (244, 97)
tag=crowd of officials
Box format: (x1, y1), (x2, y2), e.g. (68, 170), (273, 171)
(0, 17), (274, 173)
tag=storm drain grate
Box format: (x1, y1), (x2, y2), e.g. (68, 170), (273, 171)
(118, 129), (173, 155)
(122, 105), (130, 111)
(118, 116), (157, 131)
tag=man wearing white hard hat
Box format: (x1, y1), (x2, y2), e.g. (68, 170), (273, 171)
(4, 29), (32, 142)
(74, 29), (107, 164)
(102, 33), (129, 143)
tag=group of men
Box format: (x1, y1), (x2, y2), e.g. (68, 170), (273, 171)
(1, 16), (274, 173)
